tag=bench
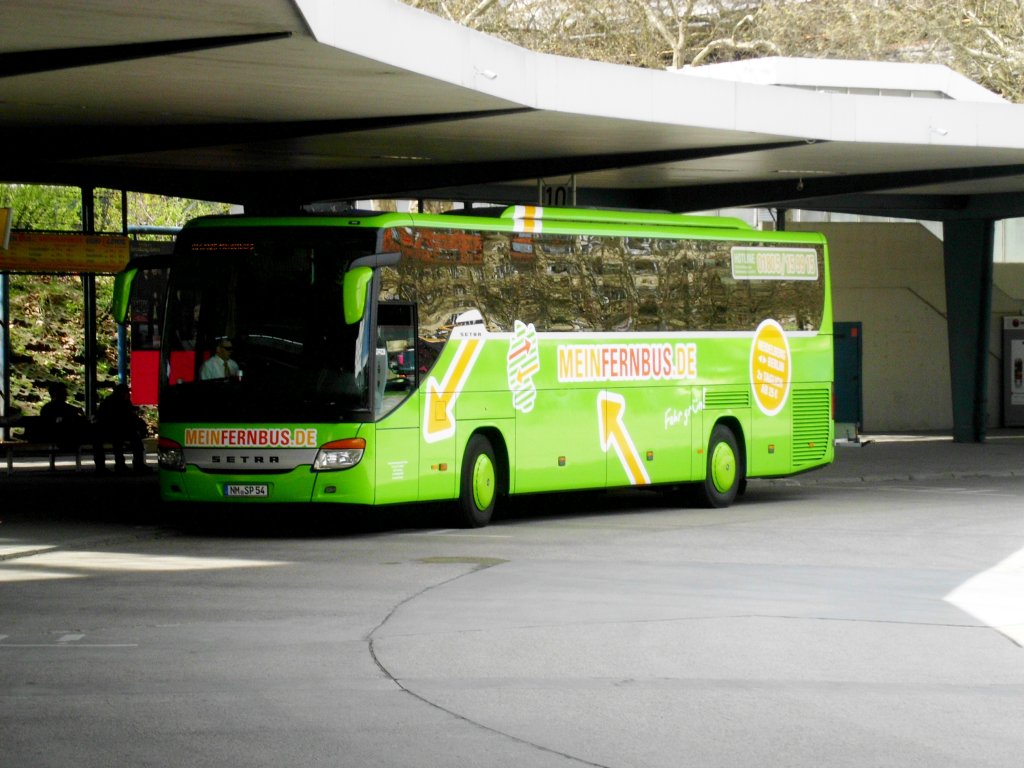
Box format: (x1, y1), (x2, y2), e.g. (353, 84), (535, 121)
(0, 416), (86, 474)
(0, 438), (93, 474)
(1, 416), (156, 476)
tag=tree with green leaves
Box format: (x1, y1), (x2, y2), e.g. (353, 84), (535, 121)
(0, 184), (229, 416)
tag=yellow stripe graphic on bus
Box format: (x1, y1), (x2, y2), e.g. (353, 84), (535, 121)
(424, 338), (483, 443)
(598, 391), (650, 485)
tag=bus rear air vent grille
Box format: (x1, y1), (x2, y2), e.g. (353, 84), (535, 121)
(792, 387), (831, 465)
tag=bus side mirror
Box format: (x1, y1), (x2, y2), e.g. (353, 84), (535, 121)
(343, 266), (373, 325)
(112, 267), (138, 324)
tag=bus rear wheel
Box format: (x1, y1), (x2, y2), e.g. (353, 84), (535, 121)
(457, 434), (497, 528)
(697, 423), (743, 508)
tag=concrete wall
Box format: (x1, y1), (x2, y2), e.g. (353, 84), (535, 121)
(791, 222), (1024, 433)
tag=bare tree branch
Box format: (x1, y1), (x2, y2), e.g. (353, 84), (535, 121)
(691, 37), (781, 67)
(401, 0), (1024, 101)
(460, 0), (501, 27)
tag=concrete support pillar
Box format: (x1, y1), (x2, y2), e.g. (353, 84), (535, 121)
(943, 219), (995, 443)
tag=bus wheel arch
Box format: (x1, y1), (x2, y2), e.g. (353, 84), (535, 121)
(456, 430), (508, 528)
(698, 419), (746, 508)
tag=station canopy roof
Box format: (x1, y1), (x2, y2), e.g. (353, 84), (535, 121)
(4, 0), (1024, 219)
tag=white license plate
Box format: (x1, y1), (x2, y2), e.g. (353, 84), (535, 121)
(224, 484), (269, 498)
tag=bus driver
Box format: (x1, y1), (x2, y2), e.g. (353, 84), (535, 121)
(200, 338), (240, 380)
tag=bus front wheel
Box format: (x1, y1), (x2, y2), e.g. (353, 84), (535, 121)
(697, 424), (743, 508)
(457, 434), (497, 528)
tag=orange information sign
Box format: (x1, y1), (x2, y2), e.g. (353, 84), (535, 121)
(0, 231), (130, 273)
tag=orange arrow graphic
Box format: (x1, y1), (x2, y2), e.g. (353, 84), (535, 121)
(424, 338), (482, 443)
(598, 391), (650, 485)
(508, 338), (532, 361)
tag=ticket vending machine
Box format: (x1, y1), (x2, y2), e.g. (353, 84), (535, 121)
(1002, 317), (1024, 426)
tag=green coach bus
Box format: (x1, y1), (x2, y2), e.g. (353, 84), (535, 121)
(119, 205), (833, 526)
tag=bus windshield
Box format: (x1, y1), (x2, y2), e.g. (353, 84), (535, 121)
(160, 227), (379, 423)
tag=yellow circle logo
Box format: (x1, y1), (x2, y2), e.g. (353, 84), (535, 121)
(750, 319), (790, 416)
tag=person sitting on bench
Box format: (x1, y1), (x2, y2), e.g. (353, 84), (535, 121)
(33, 381), (89, 450)
(92, 384), (150, 474)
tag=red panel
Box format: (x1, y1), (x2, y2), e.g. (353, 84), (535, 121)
(130, 350), (160, 405)
(129, 351), (199, 406)
(169, 350), (197, 387)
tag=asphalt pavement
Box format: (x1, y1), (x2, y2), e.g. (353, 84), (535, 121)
(3, 431), (1024, 767)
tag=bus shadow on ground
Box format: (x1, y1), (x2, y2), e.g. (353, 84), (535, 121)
(1, 473), (806, 539)
(158, 490), (690, 538)
(494, 481), (813, 527)
(165, 501), (452, 538)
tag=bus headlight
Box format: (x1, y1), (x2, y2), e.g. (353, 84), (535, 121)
(158, 437), (185, 471)
(313, 438), (366, 471)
